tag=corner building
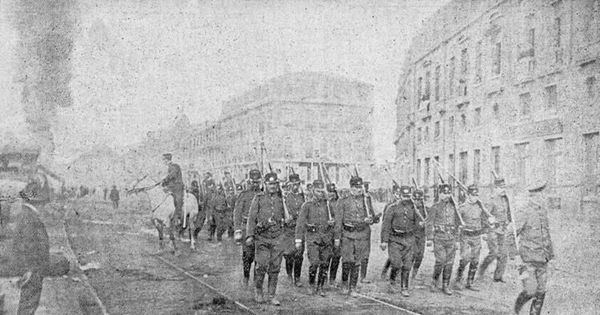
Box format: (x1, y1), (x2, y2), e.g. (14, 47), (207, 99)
(394, 0), (600, 214)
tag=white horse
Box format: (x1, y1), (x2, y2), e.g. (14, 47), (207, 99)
(126, 175), (200, 252)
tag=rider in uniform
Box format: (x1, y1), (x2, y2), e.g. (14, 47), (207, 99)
(233, 169), (262, 287)
(282, 173), (305, 287)
(160, 153), (184, 232)
(246, 172), (289, 305)
(295, 179), (335, 296)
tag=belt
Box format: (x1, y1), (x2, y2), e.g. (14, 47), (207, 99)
(343, 223), (366, 233)
(307, 224), (331, 233)
(434, 225), (458, 233)
(462, 229), (484, 237)
(391, 228), (415, 237)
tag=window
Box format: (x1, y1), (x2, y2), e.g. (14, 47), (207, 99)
(417, 127), (422, 143)
(424, 71), (431, 101)
(528, 28), (535, 57)
(449, 57), (456, 97)
(448, 153), (456, 187)
(475, 41), (482, 83)
(520, 92), (531, 115)
(545, 138), (562, 187)
(425, 157), (431, 186)
(545, 85), (557, 110)
(473, 149), (481, 184)
(305, 138), (313, 158)
(491, 146), (501, 176)
(416, 159), (422, 186)
(474, 108), (481, 126)
(435, 65), (441, 101)
(434, 121), (440, 139)
(586, 77), (597, 99)
(434, 156), (440, 185)
(493, 102), (500, 118)
(492, 42), (502, 75)
(553, 17), (562, 63)
(425, 126), (430, 142)
(461, 113), (467, 129)
(459, 151), (468, 184)
(417, 77), (423, 105)
(515, 142), (530, 186)
(583, 132), (599, 194)
(461, 48), (468, 78)
(449, 116), (455, 135)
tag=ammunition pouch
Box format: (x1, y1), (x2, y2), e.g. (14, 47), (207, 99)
(255, 220), (280, 234)
(306, 224), (331, 233)
(434, 224), (458, 234)
(343, 222), (367, 233)
(391, 228), (414, 237)
(462, 229), (484, 237)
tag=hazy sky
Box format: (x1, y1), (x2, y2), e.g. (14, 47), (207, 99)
(0, 0), (449, 164)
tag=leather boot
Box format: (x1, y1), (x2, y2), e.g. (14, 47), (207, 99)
(400, 268), (410, 297)
(308, 265), (317, 294)
(268, 274), (280, 306)
(349, 264), (360, 296)
(254, 272), (265, 303)
(388, 267), (399, 293)
(478, 255), (493, 278)
(285, 256), (293, 279)
(381, 259), (391, 280)
(340, 262), (351, 294)
(529, 292), (546, 315)
(442, 265), (453, 296)
(454, 259), (467, 290)
(514, 291), (533, 314)
(431, 264), (442, 292)
(294, 255), (304, 287)
(466, 262), (480, 291)
(317, 266), (327, 297)
(329, 255), (341, 284)
(360, 259), (371, 283)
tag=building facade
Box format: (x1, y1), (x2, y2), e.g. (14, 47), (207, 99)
(129, 72), (375, 187)
(394, 0), (600, 212)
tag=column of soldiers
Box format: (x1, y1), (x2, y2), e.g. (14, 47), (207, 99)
(182, 162), (552, 314)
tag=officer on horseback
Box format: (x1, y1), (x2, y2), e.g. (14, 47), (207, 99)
(160, 153), (184, 231)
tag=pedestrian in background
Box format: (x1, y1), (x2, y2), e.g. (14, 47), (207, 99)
(110, 185), (120, 209)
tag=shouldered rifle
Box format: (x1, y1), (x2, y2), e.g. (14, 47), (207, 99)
(320, 162), (334, 222)
(433, 165), (465, 226)
(269, 162), (292, 223)
(491, 170), (518, 251)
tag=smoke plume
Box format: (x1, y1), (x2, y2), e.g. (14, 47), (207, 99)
(11, 0), (78, 156)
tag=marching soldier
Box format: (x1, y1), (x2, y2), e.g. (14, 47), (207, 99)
(454, 185), (492, 291)
(514, 180), (554, 315)
(326, 183), (342, 287)
(233, 169), (262, 287)
(411, 188), (427, 280)
(359, 182), (378, 284)
(380, 183), (401, 280)
(246, 172), (289, 305)
(334, 176), (378, 296)
(426, 183), (462, 295)
(205, 180), (218, 241)
(160, 153), (185, 231)
(208, 184), (229, 242)
(225, 183), (236, 238)
(380, 185), (421, 297)
(295, 179), (336, 296)
(282, 173), (305, 287)
(479, 176), (512, 282)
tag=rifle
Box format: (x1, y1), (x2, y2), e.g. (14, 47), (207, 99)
(269, 162), (292, 223)
(320, 162), (334, 222)
(406, 177), (427, 222)
(432, 162), (465, 226)
(354, 165), (378, 221)
(491, 170), (519, 251)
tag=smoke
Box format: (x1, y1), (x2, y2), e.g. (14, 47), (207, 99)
(10, 0), (78, 156)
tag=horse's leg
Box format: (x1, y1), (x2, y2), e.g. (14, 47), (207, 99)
(168, 223), (177, 255)
(153, 218), (165, 250)
(189, 218), (195, 250)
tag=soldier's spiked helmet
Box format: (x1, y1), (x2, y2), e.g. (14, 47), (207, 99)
(438, 183), (452, 194)
(400, 186), (412, 198)
(248, 169), (262, 183)
(326, 183), (337, 193)
(467, 184), (479, 196)
(313, 179), (325, 190)
(289, 174), (301, 183)
(349, 176), (363, 188)
(264, 172), (279, 184)
(412, 189), (424, 200)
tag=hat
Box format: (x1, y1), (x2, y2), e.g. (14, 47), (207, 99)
(412, 189), (424, 199)
(264, 172), (279, 184)
(349, 176), (363, 187)
(527, 180), (546, 193)
(494, 177), (506, 186)
(288, 174), (301, 183)
(312, 179), (325, 190)
(438, 184), (452, 194)
(162, 153), (172, 160)
(249, 169), (261, 182)
(399, 186), (412, 197)
(326, 183), (337, 193)
(392, 183), (400, 193)
(236, 184), (243, 191)
(467, 184), (479, 195)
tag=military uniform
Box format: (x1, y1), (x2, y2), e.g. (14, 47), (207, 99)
(427, 187), (461, 295)
(455, 199), (487, 291)
(246, 173), (286, 305)
(381, 192), (418, 296)
(514, 182), (554, 315)
(334, 177), (377, 295)
(225, 190), (236, 238)
(412, 193), (427, 278)
(161, 155), (184, 228)
(480, 192), (512, 281)
(282, 186), (305, 286)
(295, 184), (334, 296)
(233, 181), (261, 286)
(208, 188), (229, 241)
(327, 189), (342, 285)
(359, 192), (378, 283)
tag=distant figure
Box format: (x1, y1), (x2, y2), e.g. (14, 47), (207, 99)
(109, 185), (120, 209)
(103, 187), (108, 200)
